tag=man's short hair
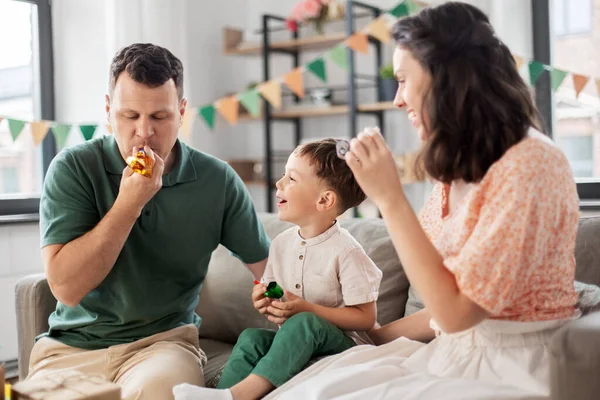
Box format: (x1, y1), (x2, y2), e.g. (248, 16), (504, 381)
(109, 43), (184, 100)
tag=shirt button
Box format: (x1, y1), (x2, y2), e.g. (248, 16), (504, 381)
(296, 283), (301, 289)
(144, 210), (150, 216)
(301, 241), (306, 246)
(299, 255), (304, 260)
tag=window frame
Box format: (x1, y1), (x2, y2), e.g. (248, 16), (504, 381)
(532, 0), (600, 209)
(553, 0), (593, 37)
(0, 0), (56, 218)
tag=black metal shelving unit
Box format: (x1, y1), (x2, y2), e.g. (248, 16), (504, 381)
(248, 1), (393, 213)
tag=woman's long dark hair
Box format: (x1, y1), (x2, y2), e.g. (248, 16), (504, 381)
(392, 2), (542, 184)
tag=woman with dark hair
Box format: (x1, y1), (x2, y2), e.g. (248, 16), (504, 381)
(261, 2), (580, 399)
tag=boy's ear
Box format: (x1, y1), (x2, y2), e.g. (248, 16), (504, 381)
(316, 190), (337, 212)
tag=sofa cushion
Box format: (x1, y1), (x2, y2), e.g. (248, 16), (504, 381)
(196, 213), (409, 344)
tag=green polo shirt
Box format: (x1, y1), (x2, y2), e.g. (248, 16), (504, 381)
(39, 135), (270, 350)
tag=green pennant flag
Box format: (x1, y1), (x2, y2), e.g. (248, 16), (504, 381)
(406, 0), (421, 14)
(328, 45), (348, 70)
(388, 2), (409, 18)
(7, 119), (26, 142)
(239, 89), (261, 117)
(198, 105), (216, 130)
(528, 61), (546, 85)
(52, 124), (72, 148)
(79, 124), (97, 141)
(307, 58), (327, 83)
(550, 68), (568, 91)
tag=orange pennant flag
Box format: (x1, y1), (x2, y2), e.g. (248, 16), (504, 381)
(513, 54), (525, 70)
(368, 16), (391, 44)
(259, 81), (282, 109)
(181, 107), (197, 138)
(572, 74), (589, 98)
(30, 121), (50, 145)
(217, 96), (240, 126)
(346, 33), (369, 55)
(284, 68), (305, 99)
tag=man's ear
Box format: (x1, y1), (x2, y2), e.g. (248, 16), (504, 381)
(316, 190), (337, 212)
(179, 98), (188, 126)
(105, 94), (111, 122)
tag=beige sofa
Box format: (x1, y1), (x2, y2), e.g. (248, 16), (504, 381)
(14, 213), (600, 399)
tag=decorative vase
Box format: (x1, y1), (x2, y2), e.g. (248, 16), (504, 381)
(380, 79), (399, 102)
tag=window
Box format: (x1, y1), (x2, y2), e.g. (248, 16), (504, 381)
(553, 0), (593, 36)
(0, 0), (54, 215)
(535, 0), (600, 205)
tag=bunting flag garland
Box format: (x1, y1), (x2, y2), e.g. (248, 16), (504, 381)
(258, 81), (283, 109)
(528, 61), (546, 85)
(239, 88), (261, 117)
(573, 74), (590, 98)
(31, 121), (50, 145)
(306, 58), (327, 83)
(198, 105), (216, 130)
(8, 119), (26, 142)
(216, 96), (240, 125)
(52, 124), (72, 148)
(79, 125), (97, 141)
(346, 33), (369, 55)
(2, 0), (600, 141)
(327, 45), (349, 70)
(284, 68), (305, 98)
(368, 16), (392, 44)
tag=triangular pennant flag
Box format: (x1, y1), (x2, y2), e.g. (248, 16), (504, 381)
(307, 58), (327, 83)
(258, 81), (282, 109)
(79, 125), (97, 141)
(406, 0), (421, 14)
(528, 61), (546, 85)
(52, 124), (71, 148)
(198, 105), (216, 130)
(368, 16), (391, 44)
(347, 33), (369, 55)
(513, 54), (525, 70)
(327, 45), (348, 70)
(7, 119), (26, 142)
(284, 68), (305, 98)
(572, 74), (589, 98)
(106, 123), (113, 134)
(181, 107), (197, 138)
(550, 68), (568, 91)
(30, 121), (50, 145)
(217, 97), (240, 126)
(239, 89), (261, 117)
(388, 2), (409, 18)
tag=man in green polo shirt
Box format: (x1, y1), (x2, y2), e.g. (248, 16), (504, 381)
(28, 43), (270, 399)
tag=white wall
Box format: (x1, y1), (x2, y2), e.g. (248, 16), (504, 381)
(0, 0), (535, 362)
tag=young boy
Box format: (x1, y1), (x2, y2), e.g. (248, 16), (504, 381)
(174, 138), (383, 400)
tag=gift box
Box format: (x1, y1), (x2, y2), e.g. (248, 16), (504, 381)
(11, 370), (120, 400)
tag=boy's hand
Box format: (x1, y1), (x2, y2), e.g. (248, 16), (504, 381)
(266, 290), (311, 325)
(251, 283), (272, 316)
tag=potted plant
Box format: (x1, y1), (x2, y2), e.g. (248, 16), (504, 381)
(379, 64), (398, 102)
(286, 0), (345, 35)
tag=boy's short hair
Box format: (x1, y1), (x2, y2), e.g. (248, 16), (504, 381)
(294, 138), (366, 213)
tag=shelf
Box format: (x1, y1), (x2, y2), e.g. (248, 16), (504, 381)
(224, 28), (347, 56)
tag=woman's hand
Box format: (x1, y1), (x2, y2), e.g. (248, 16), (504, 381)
(345, 127), (405, 209)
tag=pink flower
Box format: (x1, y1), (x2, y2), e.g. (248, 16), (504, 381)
(302, 0), (322, 18)
(286, 19), (299, 32)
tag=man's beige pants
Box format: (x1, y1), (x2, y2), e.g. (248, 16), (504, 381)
(27, 325), (207, 400)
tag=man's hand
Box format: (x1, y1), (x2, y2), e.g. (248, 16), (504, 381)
(115, 145), (165, 218)
(266, 290), (311, 325)
(252, 283), (273, 316)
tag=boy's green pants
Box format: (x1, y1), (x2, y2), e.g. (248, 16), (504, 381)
(216, 312), (356, 388)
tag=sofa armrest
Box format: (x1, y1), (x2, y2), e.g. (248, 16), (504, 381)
(14, 274), (57, 381)
(550, 311), (600, 400)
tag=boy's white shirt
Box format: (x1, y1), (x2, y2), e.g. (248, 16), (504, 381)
(263, 221), (383, 345)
